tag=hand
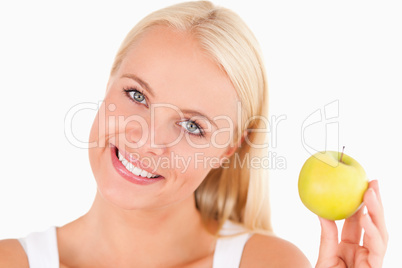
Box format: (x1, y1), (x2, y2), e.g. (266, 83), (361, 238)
(316, 180), (388, 268)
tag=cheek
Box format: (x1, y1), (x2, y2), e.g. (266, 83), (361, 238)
(89, 112), (100, 145)
(88, 100), (121, 147)
(167, 146), (227, 202)
(171, 145), (226, 181)
(90, 97), (150, 148)
(210, 123), (236, 148)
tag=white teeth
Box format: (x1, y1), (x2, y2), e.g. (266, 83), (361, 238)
(118, 151), (124, 161)
(117, 150), (159, 178)
(140, 170), (148, 177)
(127, 162), (133, 172)
(132, 167), (142, 176)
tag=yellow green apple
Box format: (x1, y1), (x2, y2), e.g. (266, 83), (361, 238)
(298, 149), (369, 221)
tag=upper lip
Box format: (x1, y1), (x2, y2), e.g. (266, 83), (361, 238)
(113, 144), (163, 177)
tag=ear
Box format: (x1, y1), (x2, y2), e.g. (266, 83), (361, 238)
(211, 130), (248, 169)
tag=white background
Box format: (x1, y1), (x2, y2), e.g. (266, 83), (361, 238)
(0, 0), (401, 266)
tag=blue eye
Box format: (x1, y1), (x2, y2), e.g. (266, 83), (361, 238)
(123, 88), (205, 138)
(178, 120), (205, 137)
(124, 89), (148, 106)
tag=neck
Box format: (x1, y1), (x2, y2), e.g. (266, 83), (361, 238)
(87, 189), (204, 241)
(61, 189), (217, 267)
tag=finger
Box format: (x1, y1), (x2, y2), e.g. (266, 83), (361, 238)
(360, 213), (387, 266)
(368, 179), (383, 207)
(317, 217), (339, 263)
(341, 205), (364, 244)
(364, 187), (388, 243)
(354, 247), (369, 268)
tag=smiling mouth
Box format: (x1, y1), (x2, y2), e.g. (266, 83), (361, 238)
(114, 147), (162, 179)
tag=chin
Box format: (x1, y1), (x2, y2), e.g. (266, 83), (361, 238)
(96, 184), (159, 211)
(88, 148), (161, 211)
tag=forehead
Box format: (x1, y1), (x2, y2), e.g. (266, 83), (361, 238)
(117, 25), (240, 129)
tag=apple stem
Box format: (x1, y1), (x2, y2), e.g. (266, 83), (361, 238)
(340, 146), (345, 163)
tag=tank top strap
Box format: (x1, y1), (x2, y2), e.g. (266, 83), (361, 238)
(18, 226), (59, 268)
(213, 220), (253, 268)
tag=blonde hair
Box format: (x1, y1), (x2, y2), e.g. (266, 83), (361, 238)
(111, 1), (272, 235)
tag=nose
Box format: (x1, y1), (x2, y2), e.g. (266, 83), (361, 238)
(125, 117), (169, 157)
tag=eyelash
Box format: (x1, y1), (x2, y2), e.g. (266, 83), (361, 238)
(123, 87), (205, 138)
(123, 87), (148, 107)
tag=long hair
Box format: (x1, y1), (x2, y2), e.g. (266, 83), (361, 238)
(110, 1), (272, 235)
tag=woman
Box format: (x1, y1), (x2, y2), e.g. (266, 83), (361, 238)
(0, 1), (387, 267)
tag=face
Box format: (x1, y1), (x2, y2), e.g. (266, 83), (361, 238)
(88, 26), (241, 210)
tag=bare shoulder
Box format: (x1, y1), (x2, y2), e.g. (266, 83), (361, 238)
(240, 233), (312, 268)
(0, 239), (29, 268)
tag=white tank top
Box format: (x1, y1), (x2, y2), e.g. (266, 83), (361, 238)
(18, 220), (253, 268)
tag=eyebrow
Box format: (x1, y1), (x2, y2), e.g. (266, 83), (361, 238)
(121, 73), (218, 129)
(121, 73), (155, 97)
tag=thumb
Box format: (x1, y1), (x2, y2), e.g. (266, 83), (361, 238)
(317, 217), (339, 265)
